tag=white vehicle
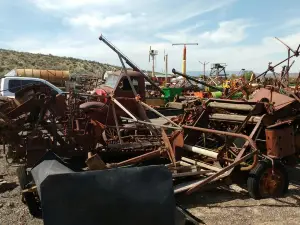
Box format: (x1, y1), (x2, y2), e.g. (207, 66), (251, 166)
(0, 76), (63, 98)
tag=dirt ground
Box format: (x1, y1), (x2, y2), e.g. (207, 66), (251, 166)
(0, 151), (299, 225)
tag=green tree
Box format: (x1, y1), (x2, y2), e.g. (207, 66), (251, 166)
(243, 71), (253, 81)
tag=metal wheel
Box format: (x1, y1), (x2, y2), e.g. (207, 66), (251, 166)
(247, 160), (289, 199)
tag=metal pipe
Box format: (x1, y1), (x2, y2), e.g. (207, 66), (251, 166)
(207, 102), (254, 111)
(209, 113), (261, 123)
(109, 149), (163, 168)
(139, 101), (181, 128)
(111, 102), (123, 144)
(238, 116), (264, 171)
(182, 125), (258, 152)
(118, 55), (138, 97)
(183, 144), (218, 159)
(111, 97), (137, 121)
(181, 157), (221, 172)
(99, 34), (164, 95)
(172, 69), (223, 91)
(183, 151), (257, 194)
(120, 117), (182, 130)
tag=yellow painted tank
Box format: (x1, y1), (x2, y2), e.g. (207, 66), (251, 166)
(16, 69), (69, 85)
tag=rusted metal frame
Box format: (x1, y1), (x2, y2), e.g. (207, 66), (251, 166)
(113, 97), (161, 136)
(172, 68), (223, 91)
(111, 101), (123, 144)
(120, 116), (182, 130)
(182, 115), (262, 182)
(111, 97), (137, 121)
(184, 150), (257, 194)
(287, 49), (290, 86)
(204, 98), (256, 106)
(182, 125), (258, 152)
(209, 113), (260, 124)
(226, 47), (299, 98)
(275, 37), (299, 55)
(219, 110), (257, 160)
(207, 102), (254, 111)
(283, 59), (295, 87)
(237, 115), (264, 171)
(108, 148), (163, 168)
(99, 34), (164, 95)
(172, 170), (214, 178)
(183, 108), (206, 141)
(118, 54), (138, 97)
(294, 72), (300, 93)
(139, 101), (181, 128)
(262, 154), (275, 174)
(181, 157), (221, 172)
(272, 71), (300, 103)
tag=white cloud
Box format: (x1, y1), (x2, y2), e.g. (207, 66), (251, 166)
(6, 0), (300, 73)
(29, 0), (237, 33)
(29, 0), (126, 10)
(4, 32), (300, 74)
(199, 19), (252, 43)
(65, 13), (133, 31)
(157, 19), (252, 45)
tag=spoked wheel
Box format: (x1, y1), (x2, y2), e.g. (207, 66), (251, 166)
(247, 160), (289, 199)
(102, 127), (119, 143)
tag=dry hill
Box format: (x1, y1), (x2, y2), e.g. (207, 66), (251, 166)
(0, 49), (119, 77)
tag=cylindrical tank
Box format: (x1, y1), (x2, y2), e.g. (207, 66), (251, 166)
(16, 69), (70, 85)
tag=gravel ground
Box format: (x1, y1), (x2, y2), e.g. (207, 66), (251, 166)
(0, 152), (299, 225)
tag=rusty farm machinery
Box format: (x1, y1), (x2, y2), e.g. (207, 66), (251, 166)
(0, 34), (299, 224)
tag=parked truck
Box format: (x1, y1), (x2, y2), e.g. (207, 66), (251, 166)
(0, 76), (63, 98)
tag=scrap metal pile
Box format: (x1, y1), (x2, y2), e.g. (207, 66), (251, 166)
(0, 34), (299, 223)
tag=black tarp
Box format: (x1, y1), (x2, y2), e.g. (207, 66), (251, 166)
(31, 155), (175, 225)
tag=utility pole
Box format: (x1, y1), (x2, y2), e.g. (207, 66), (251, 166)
(164, 50), (168, 85)
(149, 46), (158, 77)
(199, 61), (209, 78)
(172, 43), (198, 75)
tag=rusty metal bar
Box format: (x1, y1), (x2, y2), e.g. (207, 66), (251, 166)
(109, 149), (163, 167)
(183, 151), (257, 194)
(111, 97), (137, 121)
(172, 69), (223, 91)
(273, 71), (300, 103)
(182, 125), (258, 151)
(118, 54), (138, 97)
(226, 44), (300, 99)
(139, 101), (181, 128)
(181, 157), (221, 172)
(111, 102), (123, 144)
(208, 102), (254, 111)
(99, 34), (164, 95)
(120, 117), (182, 130)
(237, 115), (264, 171)
(209, 113), (261, 124)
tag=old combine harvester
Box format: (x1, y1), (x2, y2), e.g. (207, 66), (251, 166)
(0, 35), (299, 224)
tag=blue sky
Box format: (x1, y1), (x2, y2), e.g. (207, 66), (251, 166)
(1, 0), (300, 73)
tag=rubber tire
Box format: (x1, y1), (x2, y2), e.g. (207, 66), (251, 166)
(16, 166), (28, 189)
(247, 160), (289, 199)
(16, 166), (42, 218)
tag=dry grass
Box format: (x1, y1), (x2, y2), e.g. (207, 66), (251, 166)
(0, 49), (119, 77)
